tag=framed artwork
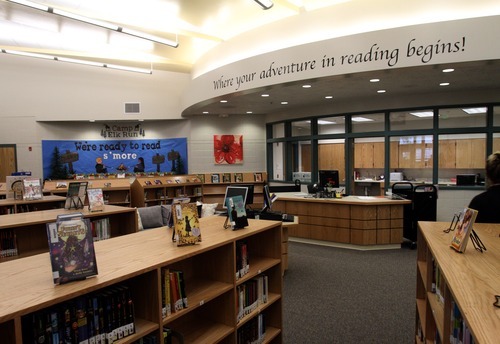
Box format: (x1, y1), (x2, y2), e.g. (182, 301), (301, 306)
(214, 134), (243, 164)
(234, 173), (243, 183)
(254, 173), (263, 182)
(211, 173), (220, 183)
(222, 173), (231, 183)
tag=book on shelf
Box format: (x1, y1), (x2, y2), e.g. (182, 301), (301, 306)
(226, 195), (248, 230)
(211, 173), (220, 183)
(236, 241), (249, 280)
(154, 179), (163, 185)
(46, 213), (98, 284)
(168, 270), (188, 312)
(173, 202), (201, 246)
(254, 172), (263, 182)
(64, 181), (88, 210)
(90, 217), (110, 241)
(450, 207), (478, 253)
(87, 188), (105, 212)
(0, 229), (18, 258)
(222, 172), (231, 183)
(22, 177), (43, 200)
(237, 274), (268, 322)
(161, 268), (172, 317)
(234, 173), (243, 183)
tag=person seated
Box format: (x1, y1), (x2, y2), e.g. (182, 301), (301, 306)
(133, 157), (145, 173)
(468, 151), (500, 223)
(95, 157), (107, 174)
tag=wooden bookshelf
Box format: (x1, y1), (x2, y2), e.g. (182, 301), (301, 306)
(200, 172), (267, 209)
(130, 174), (203, 208)
(415, 221), (500, 344)
(0, 195), (66, 215)
(0, 216), (283, 344)
(44, 178), (132, 207)
(0, 204), (137, 262)
(0, 182), (6, 199)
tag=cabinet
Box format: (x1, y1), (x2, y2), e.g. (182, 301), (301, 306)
(319, 143), (345, 183)
(200, 172), (267, 208)
(415, 222), (500, 343)
(0, 205), (137, 262)
(44, 178), (132, 207)
(438, 140), (456, 169)
(455, 138), (485, 168)
(130, 175), (203, 208)
(0, 195), (66, 215)
(354, 142), (384, 168)
(0, 216), (283, 344)
(399, 143), (432, 168)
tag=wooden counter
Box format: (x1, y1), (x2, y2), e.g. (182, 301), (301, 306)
(272, 193), (411, 245)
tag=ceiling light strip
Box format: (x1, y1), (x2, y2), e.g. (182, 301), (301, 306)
(1, 49), (152, 74)
(7, 0), (178, 48)
(254, 0), (274, 10)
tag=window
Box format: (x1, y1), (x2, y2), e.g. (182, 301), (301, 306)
(272, 123), (285, 138)
(318, 139), (345, 185)
(439, 107), (486, 128)
(351, 113), (384, 132)
(291, 120), (311, 136)
(318, 116), (345, 134)
(390, 109), (434, 130)
(272, 142), (285, 181)
(391, 135), (433, 182)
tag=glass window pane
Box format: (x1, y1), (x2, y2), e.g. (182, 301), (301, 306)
(291, 140), (311, 173)
(439, 107), (486, 129)
(318, 116), (346, 134)
(493, 133), (500, 153)
(272, 142), (285, 181)
(272, 123), (285, 138)
(493, 106), (500, 126)
(438, 133), (486, 185)
(318, 139), (345, 186)
(390, 109), (434, 130)
(291, 120), (311, 136)
(352, 113), (384, 133)
(353, 137), (385, 195)
(390, 135), (433, 183)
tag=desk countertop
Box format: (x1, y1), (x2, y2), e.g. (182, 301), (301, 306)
(274, 192), (411, 205)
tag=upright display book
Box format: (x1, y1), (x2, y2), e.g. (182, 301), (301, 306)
(46, 213), (98, 284)
(226, 195), (248, 230)
(173, 203), (201, 246)
(87, 188), (104, 212)
(450, 207), (478, 253)
(64, 182), (88, 210)
(23, 178), (43, 200)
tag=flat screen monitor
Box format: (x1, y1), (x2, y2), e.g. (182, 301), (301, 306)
(236, 184), (254, 205)
(223, 186), (248, 209)
(319, 170), (340, 189)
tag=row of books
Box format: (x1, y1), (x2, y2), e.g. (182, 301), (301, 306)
(237, 275), (269, 322)
(431, 259), (445, 304)
(237, 313), (266, 344)
(91, 217), (111, 241)
(22, 284), (135, 344)
(0, 229), (18, 258)
(236, 241), (249, 280)
(161, 268), (188, 318)
(450, 300), (474, 344)
(199, 172), (264, 184)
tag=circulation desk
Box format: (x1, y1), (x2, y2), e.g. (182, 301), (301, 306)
(272, 193), (411, 246)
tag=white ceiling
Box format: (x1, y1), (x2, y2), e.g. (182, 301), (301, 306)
(1, 0), (500, 117)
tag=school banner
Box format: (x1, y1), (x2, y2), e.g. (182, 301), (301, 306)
(42, 138), (188, 179)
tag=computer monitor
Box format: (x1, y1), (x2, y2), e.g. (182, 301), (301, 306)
(318, 170), (340, 189)
(236, 184), (254, 205)
(223, 186), (249, 209)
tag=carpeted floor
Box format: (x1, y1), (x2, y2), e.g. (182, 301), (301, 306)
(282, 241), (417, 344)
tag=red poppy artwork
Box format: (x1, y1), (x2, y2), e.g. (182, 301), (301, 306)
(214, 134), (243, 164)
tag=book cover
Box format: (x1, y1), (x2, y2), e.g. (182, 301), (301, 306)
(234, 173), (243, 183)
(87, 188), (105, 212)
(222, 173), (231, 183)
(46, 213), (98, 284)
(23, 178), (43, 200)
(450, 207), (478, 253)
(226, 195), (248, 229)
(173, 203), (201, 246)
(64, 182), (88, 210)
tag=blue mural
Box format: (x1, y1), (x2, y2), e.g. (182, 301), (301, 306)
(42, 138), (188, 179)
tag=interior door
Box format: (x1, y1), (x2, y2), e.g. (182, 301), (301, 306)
(0, 145), (17, 182)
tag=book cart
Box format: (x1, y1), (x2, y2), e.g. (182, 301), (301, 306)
(0, 205), (137, 262)
(0, 216), (284, 344)
(415, 221), (500, 343)
(201, 172), (267, 209)
(0, 195), (66, 215)
(44, 178), (132, 207)
(130, 174), (203, 208)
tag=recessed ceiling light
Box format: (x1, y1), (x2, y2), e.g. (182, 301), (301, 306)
(281, 101), (288, 105)
(302, 84), (312, 88)
(220, 100), (228, 103)
(410, 111), (434, 117)
(261, 94), (270, 97)
(138, 119), (144, 122)
(440, 82), (450, 86)
(370, 78), (380, 82)
(246, 111), (253, 114)
(352, 117), (374, 122)
(377, 90), (386, 93)
(325, 96), (333, 99)
(442, 68), (455, 73)
(89, 120), (96, 122)
(462, 107), (487, 114)
(203, 111), (209, 114)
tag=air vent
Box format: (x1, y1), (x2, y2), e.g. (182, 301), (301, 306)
(125, 102), (140, 114)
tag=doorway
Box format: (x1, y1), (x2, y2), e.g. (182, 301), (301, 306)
(0, 145), (17, 182)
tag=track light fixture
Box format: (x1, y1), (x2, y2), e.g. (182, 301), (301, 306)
(254, 0), (274, 10)
(1, 49), (153, 74)
(7, 0), (179, 48)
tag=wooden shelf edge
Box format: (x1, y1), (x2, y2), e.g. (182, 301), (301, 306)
(115, 318), (159, 344)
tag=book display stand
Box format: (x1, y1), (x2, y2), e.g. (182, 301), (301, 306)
(64, 182), (88, 210)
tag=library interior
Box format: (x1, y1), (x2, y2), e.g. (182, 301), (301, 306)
(1, 1), (499, 343)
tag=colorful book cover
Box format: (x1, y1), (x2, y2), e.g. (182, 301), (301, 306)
(173, 203), (201, 246)
(23, 178), (43, 200)
(226, 195), (248, 229)
(450, 207), (478, 253)
(46, 213), (98, 284)
(87, 188), (105, 212)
